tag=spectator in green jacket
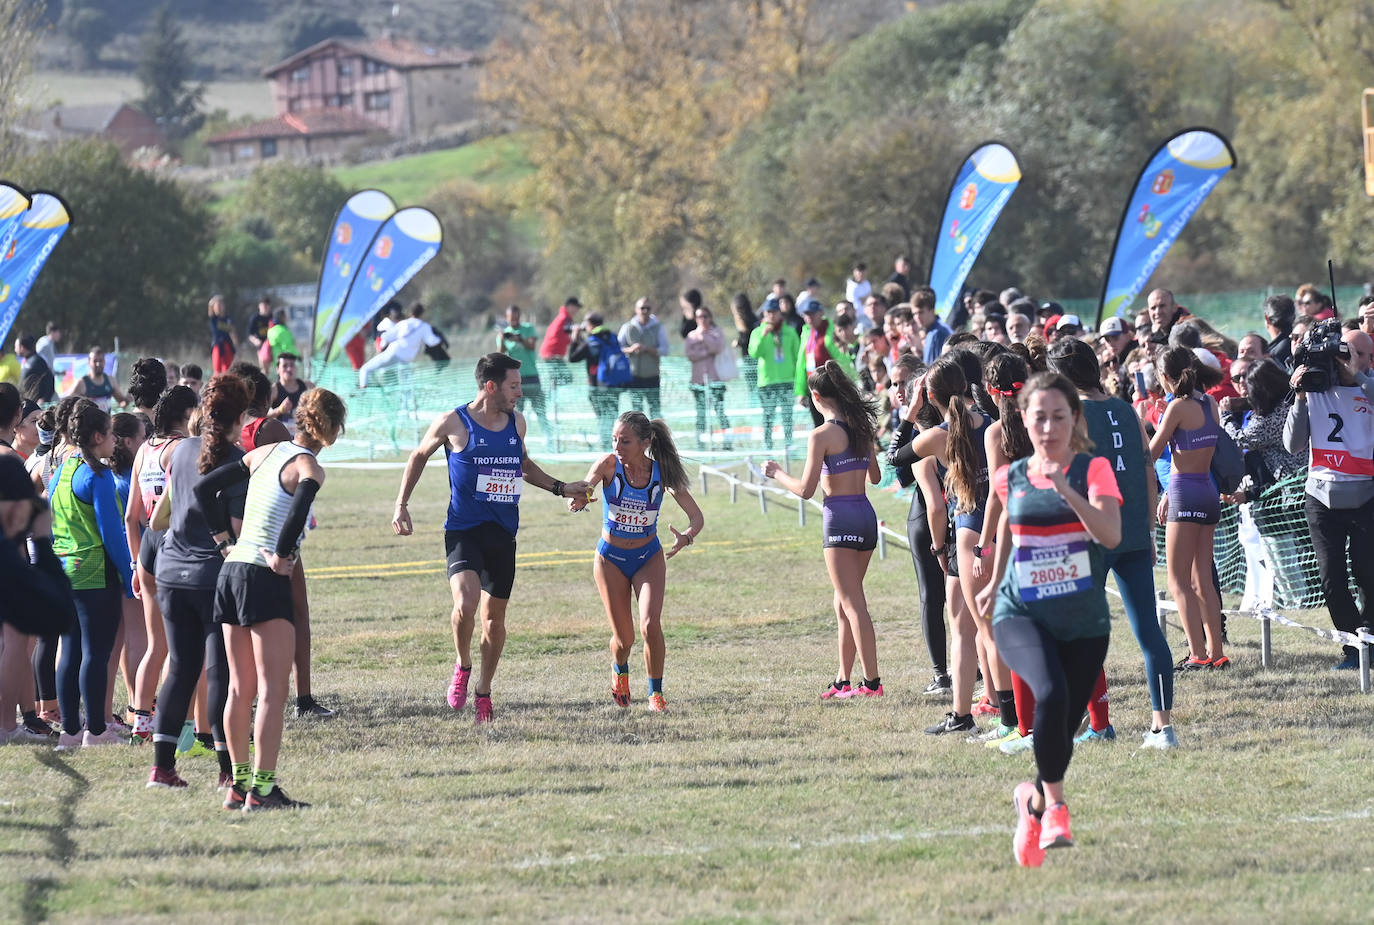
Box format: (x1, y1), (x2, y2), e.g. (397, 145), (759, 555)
(748, 302), (802, 450)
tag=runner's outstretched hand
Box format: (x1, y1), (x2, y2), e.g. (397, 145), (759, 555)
(665, 524), (693, 559)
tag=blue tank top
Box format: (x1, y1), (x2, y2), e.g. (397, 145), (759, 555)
(821, 421), (869, 474)
(602, 458), (665, 540)
(443, 404), (524, 536)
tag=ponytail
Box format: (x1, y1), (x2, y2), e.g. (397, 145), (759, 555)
(153, 385), (198, 438)
(648, 419), (688, 492)
(986, 353), (1032, 461)
(806, 360), (879, 452)
(197, 373), (251, 474)
(944, 395), (983, 514)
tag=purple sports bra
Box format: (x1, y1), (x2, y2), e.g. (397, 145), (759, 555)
(1168, 393), (1218, 453)
(821, 421), (869, 474)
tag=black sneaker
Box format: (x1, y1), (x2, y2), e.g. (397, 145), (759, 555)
(923, 674), (952, 696)
(22, 715), (56, 737)
(223, 783), (247, 811)
(242, 786), (309, 812)
(924, 711), (975, 735)
(296, 696), (334, 718)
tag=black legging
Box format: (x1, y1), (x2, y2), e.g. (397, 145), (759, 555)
(32, 634), (58, 702)
(906, 488), (947, 676)
(993, 616), (1108, 786)
(152, 586), (228, 769)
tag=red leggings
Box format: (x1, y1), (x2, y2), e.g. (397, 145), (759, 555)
(211, 342), (235, 374)
(1014, 668), (1109, 735)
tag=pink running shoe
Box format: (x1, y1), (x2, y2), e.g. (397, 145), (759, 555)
(611, 673), (631, 707)
(848, 682), (884, 698)
(147, 766), (189, 789)
(820, 681), (852, 700)
(474, 694), (494, 725)
(448, 664), (472, 711)
(972, 695), (1000, 717)
(1012, 781), (1046, 867)
(1039, 802), (1074, 850)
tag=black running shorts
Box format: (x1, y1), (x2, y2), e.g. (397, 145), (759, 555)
(445, 521), (517, 599)
(214, 560), (295, 627)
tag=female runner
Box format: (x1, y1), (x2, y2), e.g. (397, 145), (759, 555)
(1050, 338), (1175, 747)
(762, 361), (883, 698)
(974, 373), (1122, 867)
(197, 388), (346, 810)
(146, 373), (251, 789)
(568, 411), (703, 711)
(49, 399), (134, 748)
(1149, 347), (1227, 670)
(907, 355), (1006, 735)
(124, 385), (196, 742)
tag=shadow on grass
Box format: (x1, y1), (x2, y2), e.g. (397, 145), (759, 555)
(19, 750), (89, 924)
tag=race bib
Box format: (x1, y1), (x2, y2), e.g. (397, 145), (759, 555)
(1015, 541), (1092, 603)
(476, 466), (521, 503)
(774, 342), (785, 363)
(607, 501), (656, 534)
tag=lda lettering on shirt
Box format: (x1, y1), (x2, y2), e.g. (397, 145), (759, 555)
(1105, 408), (1127, 471)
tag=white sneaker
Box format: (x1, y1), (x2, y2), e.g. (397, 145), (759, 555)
(82, 728), (125, 747)
(105, 719), (132, 736)
(1140, 725), (1180, 750)
(0, 725), (49, 745)
(55, 731), (84, 751)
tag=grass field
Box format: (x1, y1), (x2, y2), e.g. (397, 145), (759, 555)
(3, 465), (1374, 923)
(332, 134), (533, 207)
(25, 71), (274, 120)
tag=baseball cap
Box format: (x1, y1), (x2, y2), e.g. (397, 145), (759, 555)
(1039, 300), (1064, 318)
(565, 297), (582, 308)
(802, 301), (825, 314)
(1098, 316), (1129, 338)
(1056, 314), (1082, 331)
(0, 454), (37, 501)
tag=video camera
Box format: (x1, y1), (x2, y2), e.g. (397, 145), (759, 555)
(1292, 318), (1350, 392)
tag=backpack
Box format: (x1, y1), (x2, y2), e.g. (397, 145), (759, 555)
(593, 331), (632, 387)
(1209, 426), (1245, 494)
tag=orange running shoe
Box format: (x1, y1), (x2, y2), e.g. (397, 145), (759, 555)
(611, 672), (631, 707)
(1012, 781), (1045, 867)
(647, 692), (667, 713)
(972, 695), (1000, 717)
(1039, 802), (1074, 850)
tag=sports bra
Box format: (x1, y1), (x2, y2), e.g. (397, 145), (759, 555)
(602, 458), (665, 541)
(1167, 393), (1218, 453)
(821, 421), (869, 474)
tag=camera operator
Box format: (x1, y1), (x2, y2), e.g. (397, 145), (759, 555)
(1283, 320), (1374, 669)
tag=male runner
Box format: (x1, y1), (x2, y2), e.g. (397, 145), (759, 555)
(391, 353), (591, 724)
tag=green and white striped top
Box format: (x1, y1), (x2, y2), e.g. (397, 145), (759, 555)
(227, 442), (314, 569)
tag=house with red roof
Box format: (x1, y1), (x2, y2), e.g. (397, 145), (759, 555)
(207, 36), (483, 166)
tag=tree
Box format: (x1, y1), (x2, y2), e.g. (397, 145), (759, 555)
(231, 162), (348, 267)
(275, 8), (366, 59)
(59, 0), (112, 69)
(483, 0), (818, 310)
(136, 6), (206, 148)
(0, 0), (43, 170)
(4, 140), (213, 347)
(204, 228), (293, 311)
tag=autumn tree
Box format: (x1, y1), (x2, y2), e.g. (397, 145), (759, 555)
(483, 0), (818, 312)
(0, 0), (43, 170)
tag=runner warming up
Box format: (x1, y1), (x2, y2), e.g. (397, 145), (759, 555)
(568, 411), (704, 711)
(391, 353), (591, 724)
(197, 388), (347, 811)
(975, 373), (1121, 868)
(762, 360), (883, 699)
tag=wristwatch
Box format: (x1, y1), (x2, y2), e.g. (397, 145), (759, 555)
(973, 543), (992, 559)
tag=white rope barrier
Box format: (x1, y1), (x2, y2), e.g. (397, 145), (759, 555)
(696, 463), (1374, 695)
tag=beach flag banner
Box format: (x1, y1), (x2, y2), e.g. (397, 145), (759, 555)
(310, 189), (398, 360)
(322, 207), (443, 363)
(0, 183), (31, 268)
(1097, 128), (1236, 327)
(0, 191), (72, 348)
(930, 142), (1021, 317)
